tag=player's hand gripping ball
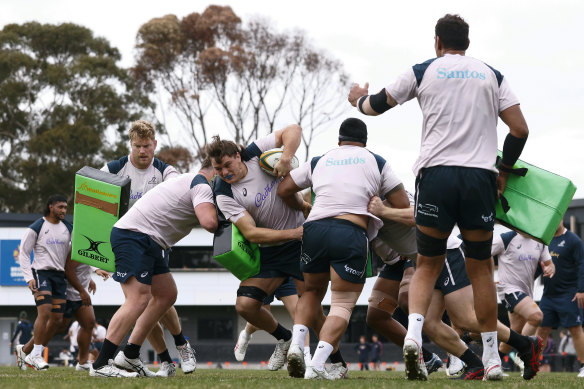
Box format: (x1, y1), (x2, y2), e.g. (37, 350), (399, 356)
(259, 148), (299, 177)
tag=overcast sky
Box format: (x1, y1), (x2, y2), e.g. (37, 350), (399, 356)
(3, 0), (584, 199)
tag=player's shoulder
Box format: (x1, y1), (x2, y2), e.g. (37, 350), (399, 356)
(61, 219), (73, 234)
(366, 149), (386, 173)
(214, 177), (234, 198)
(105, 155), (129, 174)
(152, 158), (173, 175)
(412, 57), (439, 86)
(28, 217), (46, 235)
(190, 174), (210, 189)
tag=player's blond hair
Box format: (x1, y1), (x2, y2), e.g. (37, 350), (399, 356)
(129, 120), (156, 141)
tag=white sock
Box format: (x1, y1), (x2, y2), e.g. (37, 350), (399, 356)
(406, 313), (424, 344)
(243, 328), (253, 338)
(311, 341), (333, 370)
(31, 344), (43, 357)
(291, 324), (308, 348)
(481, 331), (499, 362)
(304, 346), (311, 365)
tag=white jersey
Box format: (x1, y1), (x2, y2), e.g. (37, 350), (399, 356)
(18, 217), (72, 283)
(69, 321), (80, 351)
(66, 262), (92, 301)
(214, 133), (304, 237)
(290, 145), (402, 240)
(374, 192), (417, 261)
(492, 231), (551, 298)
(101, 155), (179, 208)
(114, 173), (215, 249)
(386, 54), (519, 176)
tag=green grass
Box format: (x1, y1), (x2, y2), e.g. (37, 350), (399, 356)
(0, 367), (582, 388)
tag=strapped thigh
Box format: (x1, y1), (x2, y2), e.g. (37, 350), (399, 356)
(329, 290), (360, 323)
(35, 293), (53, 306)
(368, 289), (397, 314)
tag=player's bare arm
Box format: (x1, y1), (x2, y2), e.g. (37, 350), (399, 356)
(234, 212), (303, 244)
(368, 197), (415, 227)
(348, 82), (398, 116)
(497, 104), (529, 196)
(65, 249), (91, 306)
(273, 124), (302, 178)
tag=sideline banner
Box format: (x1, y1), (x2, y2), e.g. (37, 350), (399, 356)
(71, 166), (130, 272)
(0, 240), (28, 286)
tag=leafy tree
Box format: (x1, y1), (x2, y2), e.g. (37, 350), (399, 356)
(0, 22), (151, 212)
(133, 5), (349, 162)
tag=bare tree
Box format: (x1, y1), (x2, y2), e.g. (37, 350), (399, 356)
(290, 48), (351, 161)
(133, 5), (349, 164)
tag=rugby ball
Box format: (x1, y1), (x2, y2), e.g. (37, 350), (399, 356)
(259, 148), (299, 176)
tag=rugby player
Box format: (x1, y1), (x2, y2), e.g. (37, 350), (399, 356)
(536, 221), (584, 378)
(368, 196), (545, 380)
(209, 124), (322, 373)
(62, 256), (98, 370)
(102, 120), (195, 376)
(492, 231), (554, 371)
(348, 13), (537, 380)
(89, 164), (217, 378)
(278, 117), (410, 379)
(16, 195), (72, 370)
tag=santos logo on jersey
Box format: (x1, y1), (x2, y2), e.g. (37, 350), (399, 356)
(436, 68), (486, 80)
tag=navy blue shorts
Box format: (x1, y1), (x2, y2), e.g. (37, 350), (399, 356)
(251, 240), (303, 281)
(539, 293), (584, 329)
(301, 218), (369, 284)
(32, 269), (67, 300)
(64, 300), (85, 319)
(110, 227), (170, 285)
(415, 166), (497, 232)
(378, 260), (414, 282)
(434, 247), (471, 295)
(263, 277), (298, 305)
(501, 291), (528, 313)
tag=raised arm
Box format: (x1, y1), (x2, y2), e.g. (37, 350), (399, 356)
(348, 83), (398, 116)
(273, 124), (302, 178)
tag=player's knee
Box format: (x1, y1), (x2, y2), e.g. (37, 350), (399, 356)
(397, 291), (409, 314)
(132, 294), (151, 312)
(462, 237), (492, 260)
(329, 291), (360, 324)
(236, 286), (267, 314)
(527, 310), (543, 326)
(416, 228), (447, 257)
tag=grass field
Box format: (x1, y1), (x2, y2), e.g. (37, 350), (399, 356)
(0, 367), (582, 389)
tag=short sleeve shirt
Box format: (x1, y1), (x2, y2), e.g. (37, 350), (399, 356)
(115, 173), (214, 249)
(386, 54), (519, 176)
(290, 146), (402, 240)
(102, 156), (179, 208)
